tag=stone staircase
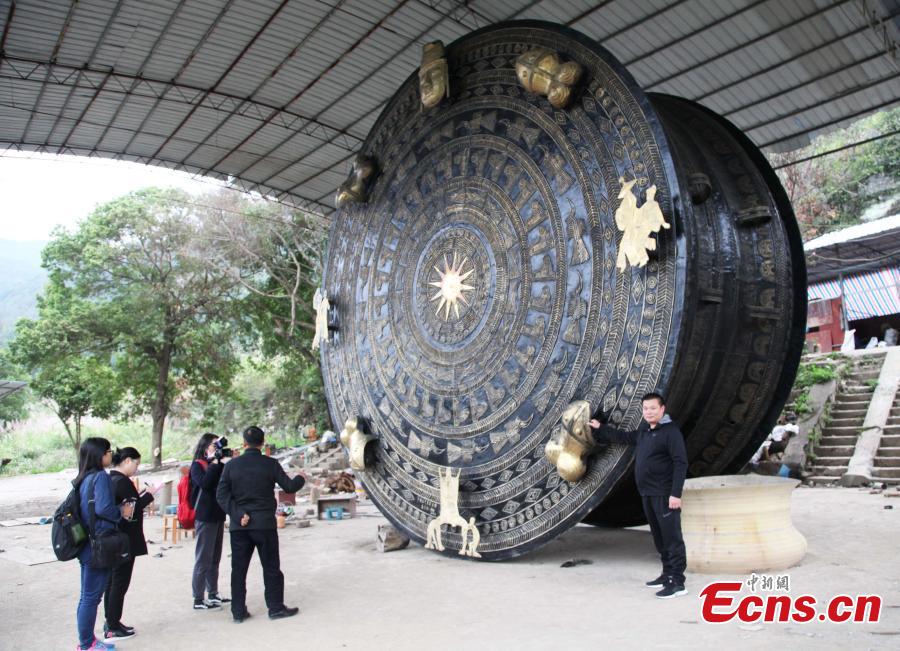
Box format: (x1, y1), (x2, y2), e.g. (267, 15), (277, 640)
(872, 393), (900, 486)
(808, 353), (886, 485)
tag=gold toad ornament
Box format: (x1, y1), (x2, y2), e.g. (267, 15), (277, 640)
(545, 400), (594, 482)
(515, 48), (582, 109)
(335, 155), (377, 209)
(339, 417), (376, 472)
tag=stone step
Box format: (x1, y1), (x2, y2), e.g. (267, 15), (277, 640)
(829, 409), (868, 418)
(829, 416), (865, 426)
(884, 425), (900, 435)
(847, 368), (883, 379)
(811, 456), (851, 467)
(814, 445), (856, 457)
(874, 457), (900, 468)
(880, 435), (900, 447)
(832, 399), (869, 406)
(875, 447), (900, 458)
(833, 398), (871, 407)
(872, 467), (900, 479)
(819, 426), (862, 435)
(809, 465), (847, 477)
(839, 386), (874, 394)
(837, 389), (873, 397)
(816, 435), (858, 446)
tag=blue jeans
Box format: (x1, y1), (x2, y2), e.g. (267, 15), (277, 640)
(77, 561), (110, 648)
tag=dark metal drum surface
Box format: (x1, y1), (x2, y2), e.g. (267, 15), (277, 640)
(320, 21), (805, 558)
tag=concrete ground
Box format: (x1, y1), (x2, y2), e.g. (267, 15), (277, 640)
(0, 474), (898, 650)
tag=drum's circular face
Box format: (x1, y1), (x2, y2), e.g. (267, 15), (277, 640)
(321, 23), (683, 559)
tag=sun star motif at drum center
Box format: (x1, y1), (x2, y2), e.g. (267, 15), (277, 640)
(429, 252), (475, 320)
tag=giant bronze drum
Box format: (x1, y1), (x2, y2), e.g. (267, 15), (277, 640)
(320, 21), (806, 560)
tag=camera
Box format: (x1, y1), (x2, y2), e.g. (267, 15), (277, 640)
(214, 437), (233, 460)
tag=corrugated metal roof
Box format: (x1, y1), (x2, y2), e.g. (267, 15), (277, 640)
(1, 0), (898, 217)
(0, 380), (27, 400)
(805, 214), (900, 282)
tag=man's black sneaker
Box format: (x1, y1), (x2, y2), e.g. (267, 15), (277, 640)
(193, 599), (220, 610)
(655, 583), (688, 599)
(645, 574), (666, 588)
(269, 606), (300, 620)
(105, 622), (135, 634)
(207, 594), (231, 606)
(103, 624), (135, 641)
(233, 610), (252, 623)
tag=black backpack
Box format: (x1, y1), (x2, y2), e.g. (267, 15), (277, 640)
(51, 481), (88, 561)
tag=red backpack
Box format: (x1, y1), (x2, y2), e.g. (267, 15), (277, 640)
(177, 460), (207, 530)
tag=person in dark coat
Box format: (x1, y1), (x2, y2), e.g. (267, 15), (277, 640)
(189, 433), (229, 610)
(590, 392), (689, 599)
(216, 426), (305, 623)
(103, 447), (156, 642)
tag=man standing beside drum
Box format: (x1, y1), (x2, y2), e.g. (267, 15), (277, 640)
(590, 392), (688, 599)
(216, 426), (306, 622)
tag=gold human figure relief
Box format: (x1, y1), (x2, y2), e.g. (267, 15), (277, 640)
(545, 400), (594, 482)
(515, 48), (582, 109)
(419, 41), (449, 109)
(614, 177), (671, 271)
(311, 287), (330, 351)
(429, 251), (475, 320)
(425, 467), (481, 558)
(335, 154), (377, 208)
(339, 417), (376, 471)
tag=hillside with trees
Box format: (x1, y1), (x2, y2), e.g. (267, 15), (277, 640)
(771, 107), (900, 240)
(0, 239), (47, 344)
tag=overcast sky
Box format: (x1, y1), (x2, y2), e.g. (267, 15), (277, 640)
(0, 152), (220, 241)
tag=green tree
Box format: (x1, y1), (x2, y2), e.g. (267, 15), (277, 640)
(10, 284), (120, 452)
(35, 188), (244, 467)
(773, 107), (900, 239)
(208, 194), (331, 433)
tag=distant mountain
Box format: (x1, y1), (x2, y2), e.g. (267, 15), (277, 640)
(0, 240), (48, 344)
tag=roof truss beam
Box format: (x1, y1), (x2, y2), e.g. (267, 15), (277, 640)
(0, 56), (364, 152)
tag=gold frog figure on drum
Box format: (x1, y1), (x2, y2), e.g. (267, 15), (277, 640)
(515, 48), (582, 109)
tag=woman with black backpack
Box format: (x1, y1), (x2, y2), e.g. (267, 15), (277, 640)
(74, 437), (134, 651)
(102, 447), (157, 642)
(189, 433), (229, 610)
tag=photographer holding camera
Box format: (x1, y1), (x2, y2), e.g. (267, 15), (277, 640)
(189, 433), (231, 611)
(216, 425), (305, 623)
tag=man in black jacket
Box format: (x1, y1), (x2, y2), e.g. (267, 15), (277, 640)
(216, 425), (306, 622)
(590, 392), (689, 599)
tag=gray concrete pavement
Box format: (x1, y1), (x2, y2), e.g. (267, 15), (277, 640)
(1, 481), (898, 650)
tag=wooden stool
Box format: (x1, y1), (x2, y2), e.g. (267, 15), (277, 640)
(162, 513), (181, 543)
(161, 514), (195, 543)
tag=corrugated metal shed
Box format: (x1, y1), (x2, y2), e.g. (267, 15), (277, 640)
(0, 380), (26, 401)
(1, 0), (898, 217)
(805, 214), (900, 282)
